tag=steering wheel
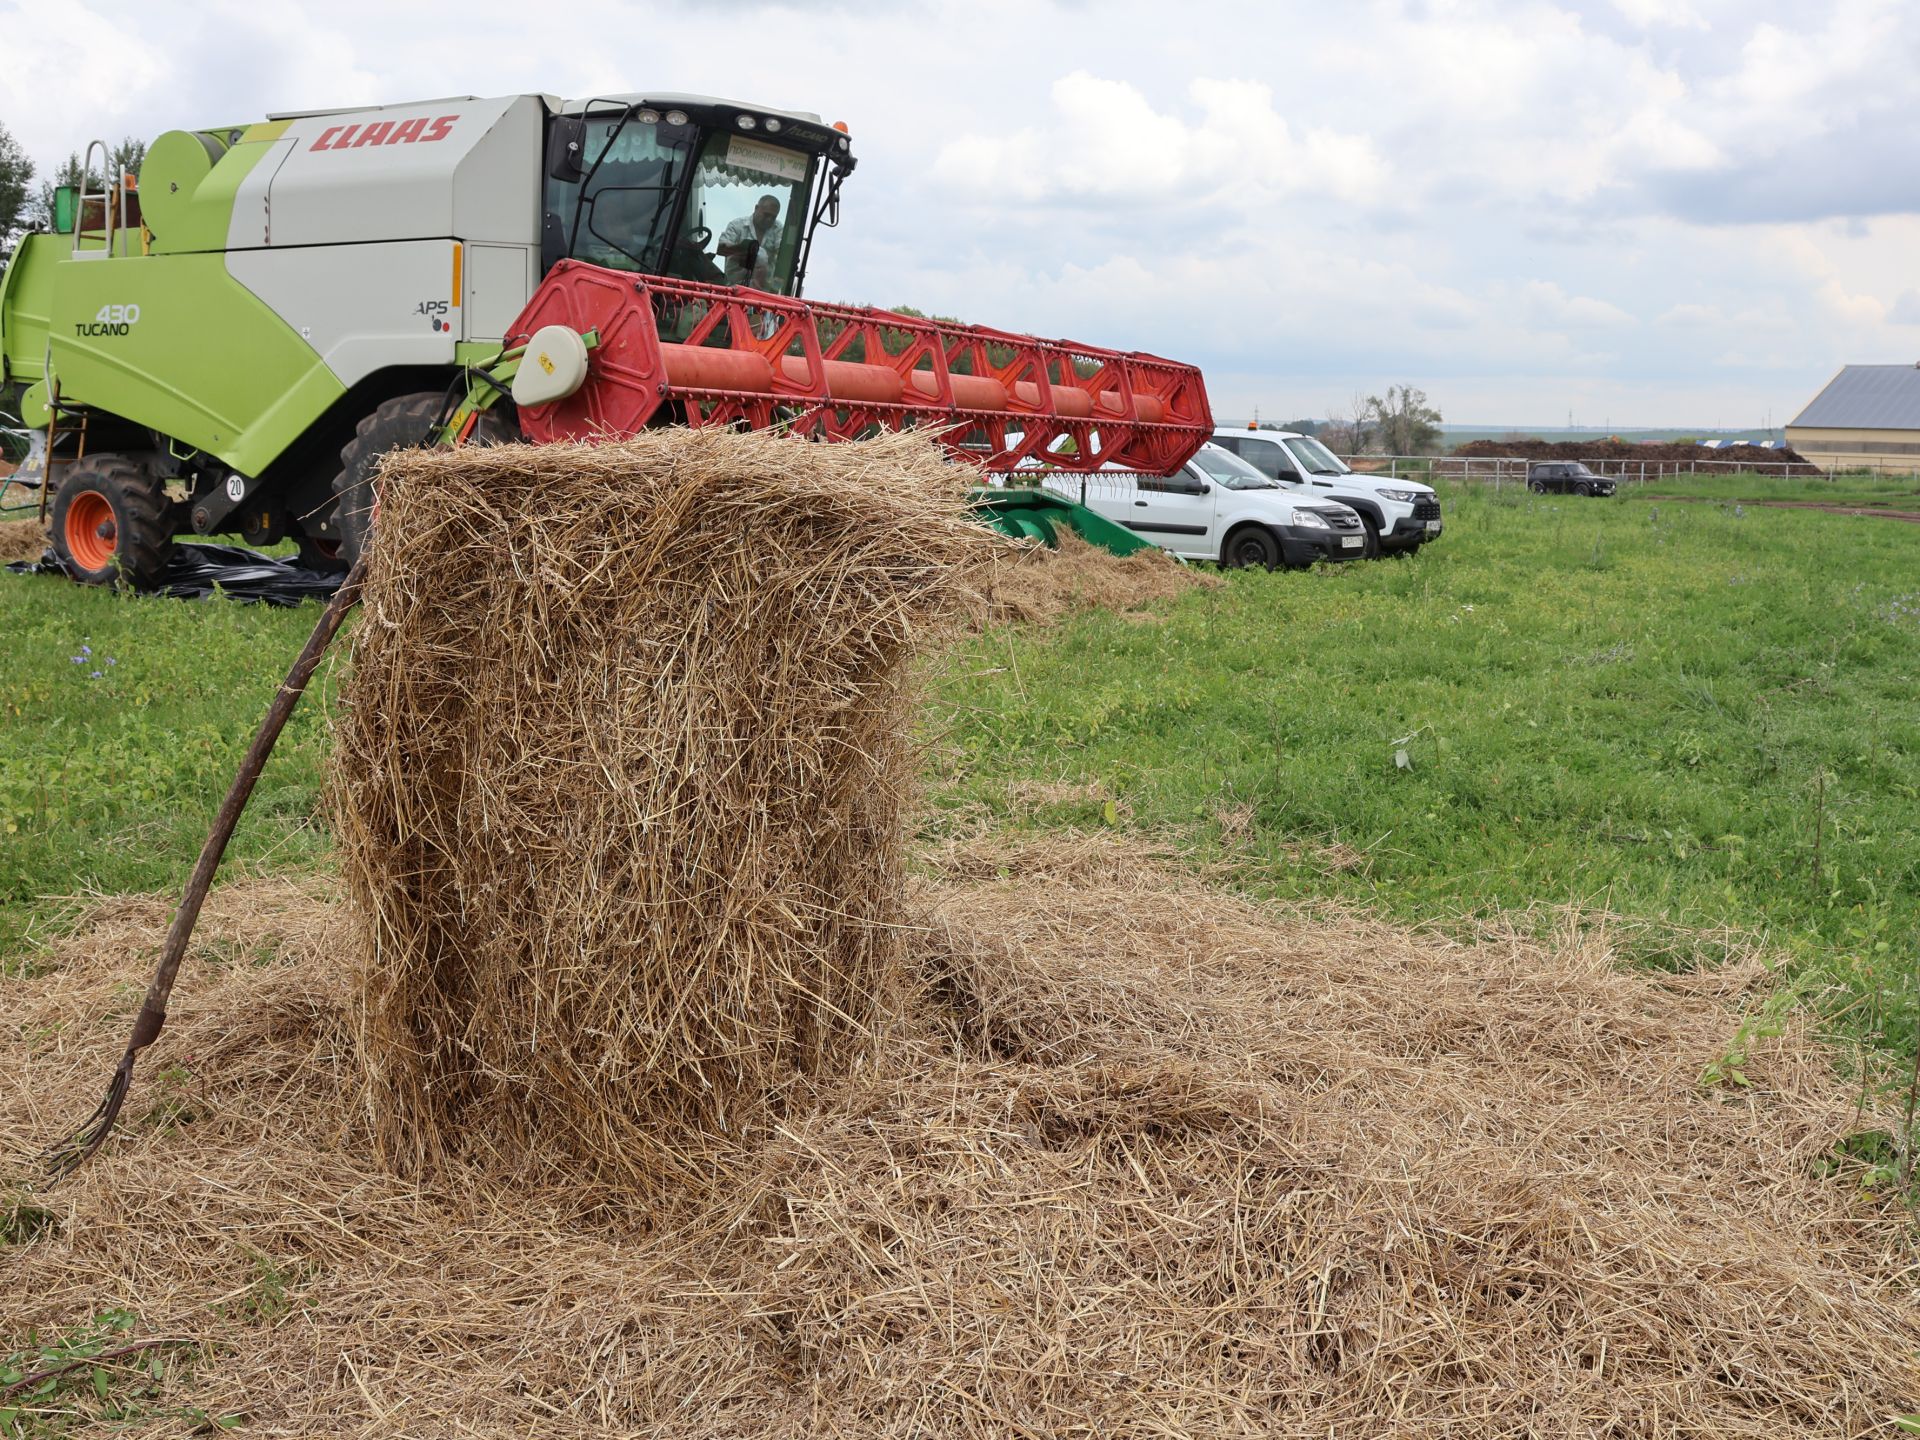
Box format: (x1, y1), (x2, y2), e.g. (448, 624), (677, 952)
(686, 225), (712, 249)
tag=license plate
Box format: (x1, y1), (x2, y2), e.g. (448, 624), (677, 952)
(1424, 521), (1441, 534)
(1340, 535), (1363, 549)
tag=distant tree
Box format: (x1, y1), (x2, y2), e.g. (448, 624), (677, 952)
(108, 136), (147, 183)
(1279, 417), (1319, 436)
(34, 151), (98, 226)
(29, 138), (143, 227)
(0, 122), (31, 246)
(1364, 384), (1443, 456)
(1322, 393), (1375, 454)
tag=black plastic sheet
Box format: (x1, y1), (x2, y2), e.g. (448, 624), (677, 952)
(6, 541), (344, 606)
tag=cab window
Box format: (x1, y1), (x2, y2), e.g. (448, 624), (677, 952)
(546, 112), (698, 274)
(1232, 438), (1285, 481)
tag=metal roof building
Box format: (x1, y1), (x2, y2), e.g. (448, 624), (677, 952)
(1787, 364), (1920, 473)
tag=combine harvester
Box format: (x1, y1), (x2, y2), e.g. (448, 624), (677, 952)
(0, 93), (1212, 586)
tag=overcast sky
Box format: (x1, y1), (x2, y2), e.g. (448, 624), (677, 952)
(3, 0), (1917, 428)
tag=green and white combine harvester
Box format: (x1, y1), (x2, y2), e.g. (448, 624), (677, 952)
(0, 93), (1213, 586)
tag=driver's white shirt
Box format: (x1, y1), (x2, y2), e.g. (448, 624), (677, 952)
(719, 215), (779, 290)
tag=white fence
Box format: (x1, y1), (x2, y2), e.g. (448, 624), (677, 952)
(1332, 454), (1909, 487)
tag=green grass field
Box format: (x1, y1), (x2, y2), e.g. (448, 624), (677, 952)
(931, 483), (1920, 1052)
(0, 585), (329, 957)
(4, 482), (1918, 1060)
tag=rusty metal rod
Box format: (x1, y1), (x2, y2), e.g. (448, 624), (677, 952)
(46, 558), (367, 1178)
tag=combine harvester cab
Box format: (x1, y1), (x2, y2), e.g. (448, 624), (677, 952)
(0, 96), (1210, 588)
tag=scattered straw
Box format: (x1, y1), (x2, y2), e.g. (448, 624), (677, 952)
(330, 429), (995, 1198)
(3, 840), (1915, 1435)
(0, 517), (48, 566)
(986, 529), (1219, 626)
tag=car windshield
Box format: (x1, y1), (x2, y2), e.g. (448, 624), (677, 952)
(1282, 436), (1350, 476)
(675, 130), (817, 296)
(1191, 447), (1277, 490)
(1569, 463), (1598, 477)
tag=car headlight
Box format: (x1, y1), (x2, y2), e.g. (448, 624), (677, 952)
(1291, 510), (1329, 529)
(1378, 488), (1424, 503)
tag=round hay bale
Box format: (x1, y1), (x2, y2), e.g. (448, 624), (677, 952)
(331, 428), (994, 1197)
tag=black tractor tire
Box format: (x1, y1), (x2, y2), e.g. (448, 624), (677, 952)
(467, 408), (523, 447)
(1222, 526), (1281, 571)
(331, 393), (446, 566)
(293, 534), (348, 575)
(49, 453), (173, 589)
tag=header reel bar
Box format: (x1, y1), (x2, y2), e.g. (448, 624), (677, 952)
(502, 263), (1213, 475)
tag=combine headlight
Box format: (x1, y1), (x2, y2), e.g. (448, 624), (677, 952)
(637, 108), (661, 125)
(736, 114), (758, 130)
(664, 109), (689, 127)
(763, 117), (782, 134)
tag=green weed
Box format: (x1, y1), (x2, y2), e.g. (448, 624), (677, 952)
(1700, 992), (1793, 1089)
(0, 1192), (57, 1247)
(215, 1249), (309, 1327)
(0, 1309), (236, 1435)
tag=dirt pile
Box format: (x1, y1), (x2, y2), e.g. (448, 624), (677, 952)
(986, 529), (1220, 625)
(330, 429), (995, 1199)
(4, 845), (1915, 1436)
(1455, 437), (1814, 468)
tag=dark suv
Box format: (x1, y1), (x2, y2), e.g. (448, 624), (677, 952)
(1527, 462), (1616, 497)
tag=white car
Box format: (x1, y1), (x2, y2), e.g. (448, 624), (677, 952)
(1210, 426), (1442, 555)
(1043, 443), (1368, 569)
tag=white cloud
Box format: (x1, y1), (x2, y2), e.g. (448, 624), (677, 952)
(1611, 0), (1708, 29)
(933, 72), (1389, 209)
(1519, 281), (1636, 331)
(1657, 303), (1722, 328)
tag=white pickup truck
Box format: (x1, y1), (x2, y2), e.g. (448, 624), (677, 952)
(1210, 426), (1442, 556)
(1044, 443), (1369, 569)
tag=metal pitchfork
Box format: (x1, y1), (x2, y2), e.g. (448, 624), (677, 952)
(45, 559), (367, 1179)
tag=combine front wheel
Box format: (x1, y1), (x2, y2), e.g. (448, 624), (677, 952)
(331, 393), (447, 566)
(50, 455), (173, 588)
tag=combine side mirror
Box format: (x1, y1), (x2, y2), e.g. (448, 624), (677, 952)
(825, 189), (841, 228)
(546, 118), (586, 183)
(53, 185), (77, 234)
